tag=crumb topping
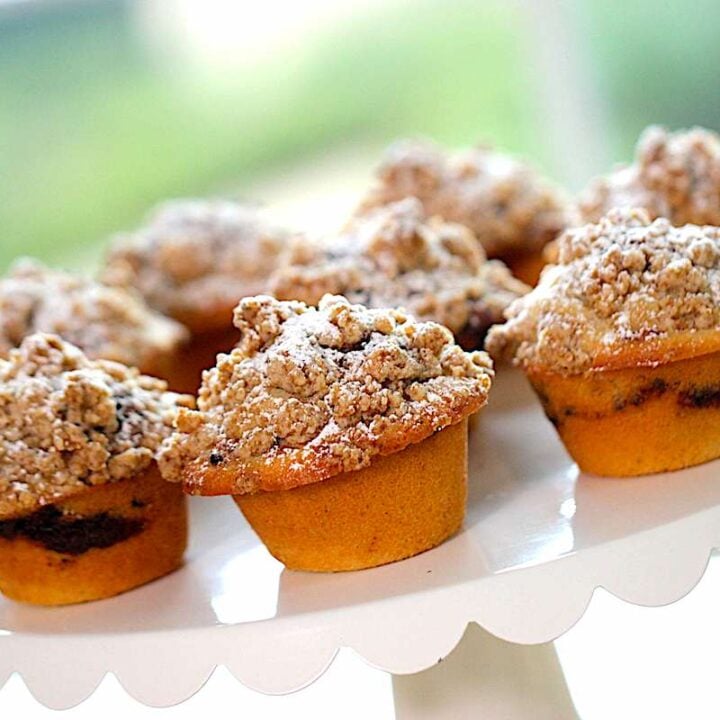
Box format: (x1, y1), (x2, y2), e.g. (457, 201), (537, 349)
(358, 139), (570, 258)
(0, 334), (193, 519)
(579, 126), (720, 226)
(102, 199), (290, 332)
(159, 295), (493, 495)
(486, 208), (720, 374)
(0, 260), (187, 372)
(270, 198), (528, 348)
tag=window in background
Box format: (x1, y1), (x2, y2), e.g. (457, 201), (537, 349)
(0, 0), (541, 269)
(3, 0), (718, 273)
(579, 0), (720, 160)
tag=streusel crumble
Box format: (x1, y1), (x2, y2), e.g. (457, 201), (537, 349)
(159, 294), (493, 494)
(0, 334), (193, 519)
(579, 126), (720, 226)
(102, 199), (290, 331)
(486, 208), (720, 374)
(270, 198), (528, 348)
(358, 138), (570, 259)
(0, 260), (187, 371)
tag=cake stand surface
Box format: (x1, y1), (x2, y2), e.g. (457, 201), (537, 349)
(2, 370), (719, 717)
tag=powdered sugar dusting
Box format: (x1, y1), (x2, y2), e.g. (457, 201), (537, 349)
(0, 260), (187, 371)
(102, 199), (290, 331)
(159, 295), (493, 494)
(270, 198), (528, 348)
(0, 334), (193, 519)
(579, 126), (720, 226)
(486, 208), (720, 374)
(358, 139), (570, 258)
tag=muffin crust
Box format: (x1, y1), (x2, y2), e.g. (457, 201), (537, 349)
(270, 198), (528, 348)
(579, 126), (720, 226)
(102, 199), (290, 332)
(159, 294), (493, 495)
(0, 334), (193, 519)
(358, 138), (570, 259)
(486, 208), (720, 374)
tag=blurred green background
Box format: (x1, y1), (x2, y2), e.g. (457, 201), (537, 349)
(1, 0), (720, 271)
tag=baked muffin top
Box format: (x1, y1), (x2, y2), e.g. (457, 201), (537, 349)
(486, 209), (720, 375)
(358, 138), (570, 258)
(579, 126), (720, 226)
(159, 294), (493, 495)
(0, 260), (187, 372)
(102, 199), (290, 333)
(270, 198), (528, 348)
(0, 334), (193, 520)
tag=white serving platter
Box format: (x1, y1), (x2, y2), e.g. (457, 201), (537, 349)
(2, 369), (720, 710)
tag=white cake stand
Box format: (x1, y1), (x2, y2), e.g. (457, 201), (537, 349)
(2, 370), (719, 718)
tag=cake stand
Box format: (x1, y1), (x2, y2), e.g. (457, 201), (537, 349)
(2, 369), (720, 718)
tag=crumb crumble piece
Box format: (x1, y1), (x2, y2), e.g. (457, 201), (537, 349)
(270, 198), (528, 348)
(579, 126), (720, 226)
(102, 199), (291, 331)
(486, 208), (720, 374)
(159, 294), (494, 494)
(358, 138), (571, 258)
(0, 259), (187, 371)
(0, 334), (193, 519)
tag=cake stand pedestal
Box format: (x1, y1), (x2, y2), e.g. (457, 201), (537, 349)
(2, 371), (719, 713)
(392, 623), (578, 719)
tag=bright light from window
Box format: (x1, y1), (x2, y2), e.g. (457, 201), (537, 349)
(136, 0), (393, 69)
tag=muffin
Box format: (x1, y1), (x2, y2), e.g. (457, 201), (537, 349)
(579, 126), (720, 225)
(0, 334), (193, 605)
(159, 295), (493, 572)
(358, 138), (571, 284)
(487, 208), (720, 477)
(0, 259), (187, 378)
(270, 198), (528, 350)
(102, 199), (290, 392)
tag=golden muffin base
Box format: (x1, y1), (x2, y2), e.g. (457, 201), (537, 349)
(0, 464), (187, 606)
(166, 326), (240, 394)
(529, 349), (720, 477)
(506, 249), (546, 286)
(138, 352), (180, 386)
(235, 419), (468, 572)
